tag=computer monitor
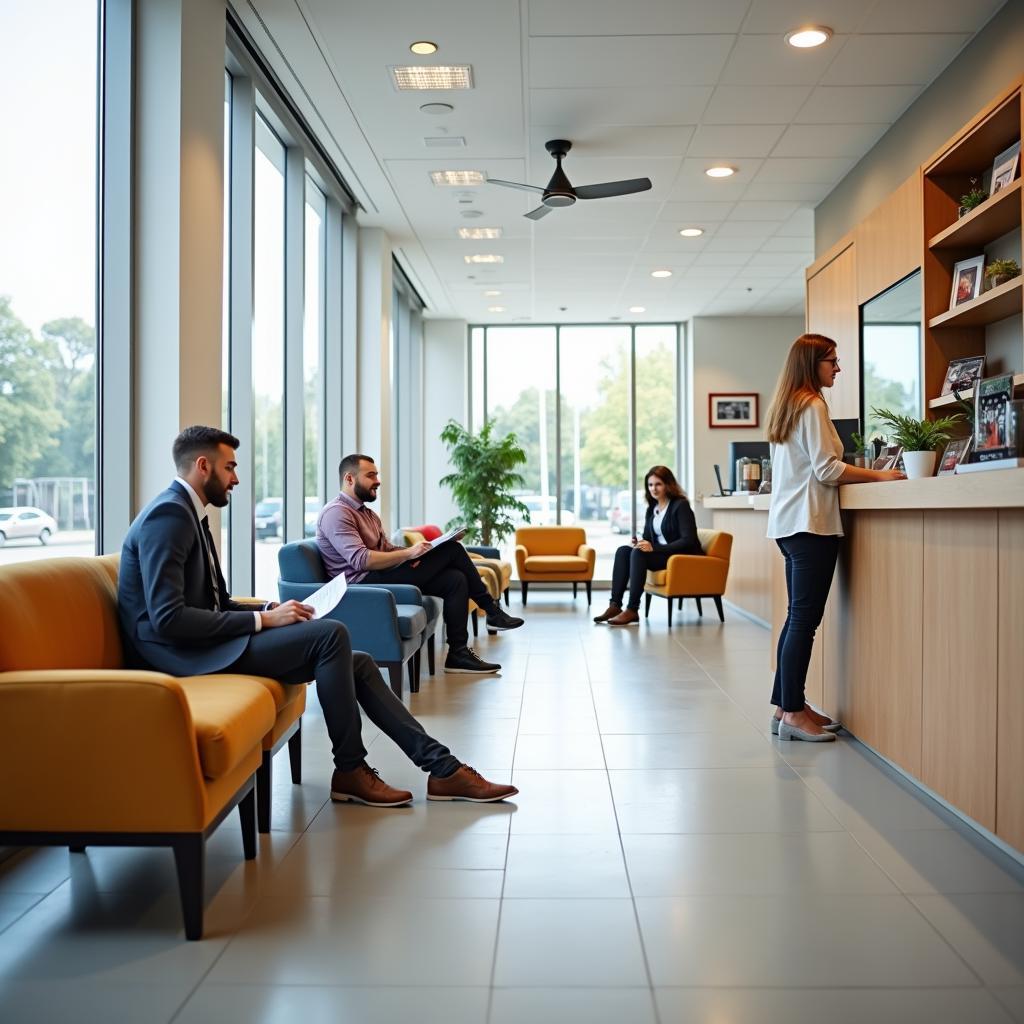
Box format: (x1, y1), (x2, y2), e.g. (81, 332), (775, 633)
(832, 417), (860, 456)
(728, 441), (771, 492)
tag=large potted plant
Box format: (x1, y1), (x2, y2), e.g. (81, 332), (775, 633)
(870, 407), (965, 479)
(439, 419), (530, 545)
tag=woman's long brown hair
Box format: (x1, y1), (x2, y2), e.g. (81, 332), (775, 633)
(644, 465), (685, 510)
(764, 333), (836, 444)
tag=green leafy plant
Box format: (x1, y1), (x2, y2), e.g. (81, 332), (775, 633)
(870, 408), (965, 452)
(959, 179), (987, 213)
(985, 257), (1021, 283)
(439, 419), (530, 545)
(849, 430), (866, 453)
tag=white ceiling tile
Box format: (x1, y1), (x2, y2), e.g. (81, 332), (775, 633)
(822, 34), (971, 87)
(529, 124), (694, 158)
(754, 156), (855, 183)
(703, 236), (764, 253)
(684, 250), (750, 266)
(759, 235), (815, 253)
(715, 220), (781, 239)
(772, 122), (889, 157)
(773, 207), (815, 236)
(530, 87), (714, 126)
(529, 0), (751, 34)
(529, 36), (733, 88)
(732, 200), (801, 220)
(702, 85), (814, 124)
(719, 33), (846, 86)
(741, 0), (869, 34)
(687, 124), (787, 158)
(742, 180), (834, 201)
(740, 263), (801, 279)
(659, 201), (737, 222)
(858, 0), (1006, 34)
(745, 250), (807, 269)
(794, 84), (922, 123)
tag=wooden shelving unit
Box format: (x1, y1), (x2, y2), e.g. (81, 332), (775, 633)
(929, 371), (1024, 409)
(922, 82), (1024, 411)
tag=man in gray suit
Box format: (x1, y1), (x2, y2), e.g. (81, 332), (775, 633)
(118, 425), (517, 806)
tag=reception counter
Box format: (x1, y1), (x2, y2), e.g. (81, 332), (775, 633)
(705, 469), (1024, 855)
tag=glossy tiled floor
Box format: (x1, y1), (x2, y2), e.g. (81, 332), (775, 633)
(2, 595), (1024, 1023)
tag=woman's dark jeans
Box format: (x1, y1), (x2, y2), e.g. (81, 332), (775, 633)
(611, 545), (671, 610)
(771, 533), (841, 713)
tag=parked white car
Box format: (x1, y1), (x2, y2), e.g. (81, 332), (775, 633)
(0, 507), (59, 546)
(517, 495), (576, 526)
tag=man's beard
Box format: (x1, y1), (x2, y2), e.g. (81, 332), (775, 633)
(354, 481), (377, 503)
(206, 479), (231, 507)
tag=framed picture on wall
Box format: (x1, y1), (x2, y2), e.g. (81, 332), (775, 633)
(949, 255), (985, 308)
(708, 393), (759, 428)
(989, 140), (1020, 196)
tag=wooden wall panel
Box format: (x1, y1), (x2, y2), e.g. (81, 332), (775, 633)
(837, 511), (923, 776)
(855, 172), (923, 305)
(922, 511), (999, 830)
(712, 510), (772, 623)
(997, 510), (1024, 849)
(806, 243), (859, 420)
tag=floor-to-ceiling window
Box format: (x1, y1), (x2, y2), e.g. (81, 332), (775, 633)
(304, 178), (326, 533)
(252, 110), (287, 599)
(0, 1), (99, 565)
(220, 69), (233, 576)
(473, 323), (683, 579)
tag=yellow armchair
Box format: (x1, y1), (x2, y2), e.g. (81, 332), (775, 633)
(514, 526), (596, 605)
(643, 528), (733, 626)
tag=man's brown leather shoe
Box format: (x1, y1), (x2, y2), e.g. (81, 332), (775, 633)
(593, 603), (621, 623)
(427, 765), (518, 803)
(607, 608), (640, 626)
(331, 763), (413, 807)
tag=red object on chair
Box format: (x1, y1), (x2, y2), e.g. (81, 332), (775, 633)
(408, 524), (442, 541)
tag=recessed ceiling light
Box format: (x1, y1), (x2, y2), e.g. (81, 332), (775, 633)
(679, 227), (704, 237)
(465, 254), (504, 264)
(488, 306), (506, 313)
(609, 316), (621, 321)
(460, 209), (484, 219)
(409, 40), (438, 55)
(484, 290), (502, 296)
(424, 136), (466, 148)
(651, 269), (672, 279)
(419, 102), (454, 115)
(785, 26), (832, 48)
(390, 65), (473, 91)
(458, 227), (502, 239)
(430, 170), (485, 186)
(629, 306), (646, 313)
(705, 165), (736, 178)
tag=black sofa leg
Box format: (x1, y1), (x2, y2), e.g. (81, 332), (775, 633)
(677, 597), (683, 610)
(256, 752), (272, 834)
(520, 581), (529, 605)
(173, 835), (205, 941)
(408, 652), (419, 694)
(714, 595), (725, 622)
(644, 593), (652, 618)
(288, 719), (302, 784)
(504, 588), (510, 607)
(69, 845), (86, 853)
(471, 611), (479, 637)
(386, 663), (403, 698)
(573, 581), (578, 599)
(427, 633), (436, 674)
(696, 597), (704, 617)
(239, 786), (257, 860)
(585, 581), (592, 606)
(667, 597), (673, 628)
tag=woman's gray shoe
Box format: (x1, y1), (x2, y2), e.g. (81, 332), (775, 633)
(770, 714), (781, 735)
(778, 721), (836, 742)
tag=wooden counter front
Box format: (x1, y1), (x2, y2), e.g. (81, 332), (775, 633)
(703, 497), (772, 625)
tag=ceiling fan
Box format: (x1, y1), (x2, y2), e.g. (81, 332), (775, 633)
(488, 139), (652, 220)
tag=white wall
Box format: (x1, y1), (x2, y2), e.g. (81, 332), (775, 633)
(422, 319), (468, 529)
(687, 316), (802, 526)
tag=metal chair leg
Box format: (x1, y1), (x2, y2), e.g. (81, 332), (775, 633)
(585, 580), (592, 606)
(427, 633), (435, 674)
(288, 720), (302, 784)
(695, 597), (704, 617)
(644, 593), (652, 618)
(714, 595), (725, 622)
(667, 596), (673, 627)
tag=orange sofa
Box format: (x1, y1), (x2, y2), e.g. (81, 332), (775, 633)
(514, 526), (596, 605)
(642, 528), (733, 626)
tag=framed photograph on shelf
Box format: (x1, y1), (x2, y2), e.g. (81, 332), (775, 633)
(709, 393), (759, 428)
(973, 373), (1015, 460)
(940, 355), (986, 396)
(937, 436), (973, 475)
(871, 445), (903, 471)
(949, 255), (985, 308)
(989, 140), (1020, 196)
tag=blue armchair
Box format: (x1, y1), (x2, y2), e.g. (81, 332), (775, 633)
(278, 541), (426, 699)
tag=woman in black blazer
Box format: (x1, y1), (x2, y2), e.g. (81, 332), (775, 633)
(595, 465), (703, 626)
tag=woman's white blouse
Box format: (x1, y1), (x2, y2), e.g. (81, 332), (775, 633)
(651, 503), (668, 545)
(766, 399), (846, 539)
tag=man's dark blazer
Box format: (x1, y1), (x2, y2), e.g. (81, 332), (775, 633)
(118, 480), (257, 675)
(641, 497), (703, 556)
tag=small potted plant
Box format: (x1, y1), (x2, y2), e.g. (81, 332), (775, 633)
(870, 408), (965, 479)
(984, 257), (1021, 289)
(848, 430), (872, 468)
(958, 178), (987, 218)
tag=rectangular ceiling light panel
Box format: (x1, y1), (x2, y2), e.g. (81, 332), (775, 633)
(464, 254), (504, 264)
(458, 227), (503, 239)
(390, 65), (473, 90)
(430, 170), (486, 186)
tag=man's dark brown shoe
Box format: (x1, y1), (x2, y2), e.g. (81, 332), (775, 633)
(607, 608), (640, 626)
(331, 763), (413, 807)
(427, 765), (518, 803)
(593, 603), (621, 623)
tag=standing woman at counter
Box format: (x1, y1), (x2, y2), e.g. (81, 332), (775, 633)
(766, 333), (904, 741)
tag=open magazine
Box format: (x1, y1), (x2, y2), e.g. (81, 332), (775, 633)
(430, 526), (466, 548)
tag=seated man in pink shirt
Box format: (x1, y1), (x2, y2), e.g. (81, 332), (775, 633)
(317, 454), (524, 675)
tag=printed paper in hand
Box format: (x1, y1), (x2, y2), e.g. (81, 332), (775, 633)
(304, 573), (348, 619)
(430, 526), (466, 548)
